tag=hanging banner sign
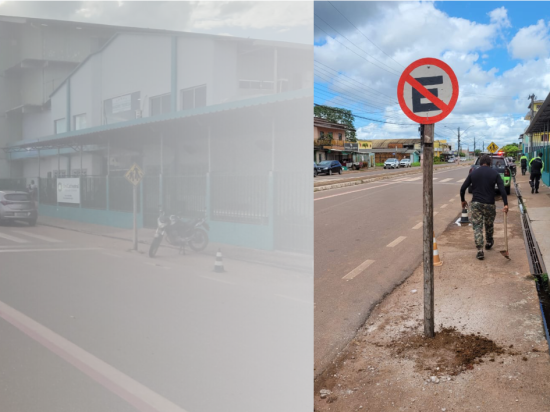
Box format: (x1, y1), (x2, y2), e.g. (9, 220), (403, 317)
(57, 178), (80, 204)
(397, 58), (459, 124)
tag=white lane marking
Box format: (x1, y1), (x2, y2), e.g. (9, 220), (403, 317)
(449, 198), (455, 202)
(456, 179), (464, 183)
(440, 178), (453, 183)
(403, 177), (422, 182)
(433, 177), (439, 180)
(10, 231), (62, 243)
(315, 182), (395, 201)
(0, 247), (101, 253)
(0, 232), (29, 244)
(412, 222), (423, 230)
(441, 204), (448, 209)
(0, 300), (189, 412)
(387, 236), (406, 248)
(434, 212), (439, 216)
(342, 259), (375, 280)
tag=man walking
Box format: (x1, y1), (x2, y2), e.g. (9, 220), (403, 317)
(520, 154), (528, 175)
(529, 152), (544, 194)
(460, 155), (508, 260)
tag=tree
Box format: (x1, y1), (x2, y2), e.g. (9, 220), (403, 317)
(459, 151), (466, 157)
(314, 105), (357, 141)
(500, 144), (519, 158)
(474, 149), (481, 156)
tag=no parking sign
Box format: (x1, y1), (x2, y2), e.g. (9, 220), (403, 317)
(397, 58), (459, 124)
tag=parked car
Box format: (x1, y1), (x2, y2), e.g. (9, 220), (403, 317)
(0, 191), (38, 226)
(314, 162), (318, 178)
(448, 157), (456, 163)
(384, 158), (399, 169)
(467, 154), (511, 195)
(399, 159), (411, 168)
(317, 160), (342, 175)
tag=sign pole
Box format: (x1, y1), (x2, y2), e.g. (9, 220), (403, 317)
(422, 123), (435, 338)
(133, 183), (138, 250)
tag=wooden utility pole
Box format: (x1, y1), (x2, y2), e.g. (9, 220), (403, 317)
(422, 123), (435, 338)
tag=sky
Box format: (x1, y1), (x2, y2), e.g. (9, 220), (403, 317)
(0, 1), (313, 44)
(314, 1), (550, 151)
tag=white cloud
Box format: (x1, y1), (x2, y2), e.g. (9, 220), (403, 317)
(314, 3), (549, 146)
(488, 6), (511, 28)
(508, 19), (550, 60)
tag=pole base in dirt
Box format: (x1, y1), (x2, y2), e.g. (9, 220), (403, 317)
(214, 248), (225, 272)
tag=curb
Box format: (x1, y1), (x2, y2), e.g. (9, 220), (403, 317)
(314, 164), (471, 192)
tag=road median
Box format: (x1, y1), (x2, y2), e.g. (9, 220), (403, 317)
(314, 164), (470, 192)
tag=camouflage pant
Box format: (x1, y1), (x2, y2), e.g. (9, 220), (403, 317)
(470, 202), (496, 249)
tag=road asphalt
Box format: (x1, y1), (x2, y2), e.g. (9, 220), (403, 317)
(0, 224), (312, 412)
(314, 165), (473, 377)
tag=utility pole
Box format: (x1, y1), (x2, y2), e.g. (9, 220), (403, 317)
(421, 123), (435, 338)
(473, 136), (476, 154)
(457, 127), (460, 164)
(483, 141), (485, 152)
(528, 94), (536, 122)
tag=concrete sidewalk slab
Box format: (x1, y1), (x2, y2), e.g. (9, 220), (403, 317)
(314, 205), (550, 411)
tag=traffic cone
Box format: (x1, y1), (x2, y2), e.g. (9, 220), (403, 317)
(460, 208), (470, 224)
(433, 232), (443, 267)
(214, 248), (225, 272)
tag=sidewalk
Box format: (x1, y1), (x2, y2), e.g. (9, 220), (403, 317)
(314, 197), (550, 411)
(36, 215), (312, 274)
(516, 172), (550, 270)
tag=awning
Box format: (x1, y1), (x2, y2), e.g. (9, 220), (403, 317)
(525, 92), (550, 135)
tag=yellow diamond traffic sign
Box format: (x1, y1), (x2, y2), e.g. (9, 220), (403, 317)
(125, 163), (144, 186)
(487, 142), (499, 153)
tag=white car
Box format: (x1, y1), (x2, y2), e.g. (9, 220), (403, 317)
(448, 157), (456, 163)
(384, 158), (399, 169)
(399, 159), (411, 168)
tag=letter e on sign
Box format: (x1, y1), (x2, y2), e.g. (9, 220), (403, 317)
(397, 58), (459, 124)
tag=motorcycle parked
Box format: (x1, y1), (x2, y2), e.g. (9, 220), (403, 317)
(149, 209), (210, 257)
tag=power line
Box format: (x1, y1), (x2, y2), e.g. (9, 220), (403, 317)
(315, 103), (417, 127)
(314, 23), (400, 77)
(314, 11), (402, 76)
(327, 1), (405, 70)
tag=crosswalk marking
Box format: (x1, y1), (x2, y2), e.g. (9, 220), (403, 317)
(387, 236), (406, 247)
(456, 179), (464, 183)
(403, 177), (422, 182)
(412, 222), (423, 230)
(0, 232), (29, 244)
(10, 231), (61, 243)
(440, 178), (453, 183)
(342, 259), (375, 280)
(441, 204), (448, 209)
(433, 177), (439, 180)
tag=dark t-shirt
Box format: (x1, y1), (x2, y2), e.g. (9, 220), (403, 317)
(460, 166), (508, 206)
(531, 158), (543, 175)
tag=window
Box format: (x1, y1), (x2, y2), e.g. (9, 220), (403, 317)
(54, 118), (66, 134)
(328, 132), (333, 139)
(319, 131), (324, 138)
(150, 93), (171, 116)
(181, 85), (206, 110)
(338, 133), (342, 141)
(103, 92), (140, 124)
(73, 114), (87, 131)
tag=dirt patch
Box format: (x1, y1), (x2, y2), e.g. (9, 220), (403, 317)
(391, 326), (508, 376)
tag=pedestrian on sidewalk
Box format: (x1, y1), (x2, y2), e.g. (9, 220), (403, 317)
(460, 154), (509, 260)
(529, 152), (544, 194)
(520, 154), (528, 175)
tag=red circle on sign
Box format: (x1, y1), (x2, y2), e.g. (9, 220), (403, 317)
(397, 57), (459, 124)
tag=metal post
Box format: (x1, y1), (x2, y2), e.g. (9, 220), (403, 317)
(422, 123), (435, 338)
(133, 184), (138, 250)
(57, 147), (60, 175)
(38, 149), (41, 179)
(80, 144), (83, 173)
(107, 139), (110, 176)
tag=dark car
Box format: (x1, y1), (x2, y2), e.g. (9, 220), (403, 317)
(314, 162), (318, 177)
(0, 191), (38, 226)
(467, 155), (511, 195)
(317, 160), (342, 175)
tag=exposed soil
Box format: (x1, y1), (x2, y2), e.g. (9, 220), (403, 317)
(391, 326), (508, 376)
